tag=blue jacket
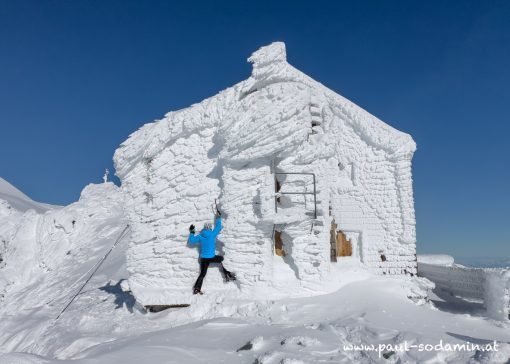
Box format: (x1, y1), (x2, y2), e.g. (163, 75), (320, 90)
(188, 217), (222, 258)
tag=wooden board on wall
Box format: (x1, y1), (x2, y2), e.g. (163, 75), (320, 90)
(336, 230), (352, 257)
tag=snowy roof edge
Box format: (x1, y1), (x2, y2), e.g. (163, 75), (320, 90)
(113, 42), (416, 178)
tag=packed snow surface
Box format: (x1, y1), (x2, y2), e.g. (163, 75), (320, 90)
(0, 181), (509, 363)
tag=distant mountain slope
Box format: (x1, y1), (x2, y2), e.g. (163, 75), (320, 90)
(456, 255), (510, 269)
(0, 177), (58, 213)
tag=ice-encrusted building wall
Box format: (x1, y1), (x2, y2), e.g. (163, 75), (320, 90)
(114, 42), (417, 305)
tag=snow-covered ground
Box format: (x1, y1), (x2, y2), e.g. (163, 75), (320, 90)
(0, 179), (509, 363)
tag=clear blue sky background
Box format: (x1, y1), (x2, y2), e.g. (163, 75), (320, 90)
(1, 1), (508, 260)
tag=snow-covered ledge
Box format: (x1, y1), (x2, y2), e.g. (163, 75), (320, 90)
(418, 257), (510, 321)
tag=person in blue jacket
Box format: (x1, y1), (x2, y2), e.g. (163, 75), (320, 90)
(188, 210), (236, 295)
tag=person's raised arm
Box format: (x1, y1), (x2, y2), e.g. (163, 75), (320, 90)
(188, 224), (201, 245)
(212, 216), (222, 236)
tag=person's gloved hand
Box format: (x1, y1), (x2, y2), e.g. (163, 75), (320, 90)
(189, 224), (195, 234)
(216, 209), (221, 218)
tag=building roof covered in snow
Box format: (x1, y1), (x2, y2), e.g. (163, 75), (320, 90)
(114, 42), (415, 179)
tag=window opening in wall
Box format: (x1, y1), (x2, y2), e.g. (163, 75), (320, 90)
(275, 179), (281, 203)
(274, 230), (285, 257)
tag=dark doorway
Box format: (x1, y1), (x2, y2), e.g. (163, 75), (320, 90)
(274, 230), (285, 256)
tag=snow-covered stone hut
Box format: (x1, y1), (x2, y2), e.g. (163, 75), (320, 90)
(114, 42), (417, 306)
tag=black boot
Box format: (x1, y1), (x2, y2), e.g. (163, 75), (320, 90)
(224, 271), (236, 282)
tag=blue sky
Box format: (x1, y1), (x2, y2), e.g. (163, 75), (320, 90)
(1, 0), (508, 260)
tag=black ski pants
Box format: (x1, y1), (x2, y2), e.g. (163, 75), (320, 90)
(193, 255), (230, 291)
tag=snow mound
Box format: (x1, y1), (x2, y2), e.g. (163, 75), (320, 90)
(0, 182), (128, 357)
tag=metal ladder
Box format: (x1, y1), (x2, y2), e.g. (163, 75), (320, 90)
(274, 172), (317, 219)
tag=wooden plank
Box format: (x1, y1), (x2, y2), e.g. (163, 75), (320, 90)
(336, 230), (352, 257)
(146, 304), (189, 312)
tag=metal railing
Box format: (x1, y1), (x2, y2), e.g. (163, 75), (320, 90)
(418, 262), (510, 321)
(274, 172), (317, 219)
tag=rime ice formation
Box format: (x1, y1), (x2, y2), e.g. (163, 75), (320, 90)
(418, 256), (510, 321)
(114, 42), (418, 305)
(0, 183), (125, 302)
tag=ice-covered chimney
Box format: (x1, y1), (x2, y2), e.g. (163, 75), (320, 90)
(248, 42), (287, 68)
(244, 42), (288, 92)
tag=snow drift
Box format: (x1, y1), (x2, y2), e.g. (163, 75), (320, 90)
(0, 182), (127, 355)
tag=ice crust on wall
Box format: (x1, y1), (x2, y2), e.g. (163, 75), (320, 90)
(114, 42), (418, 305)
